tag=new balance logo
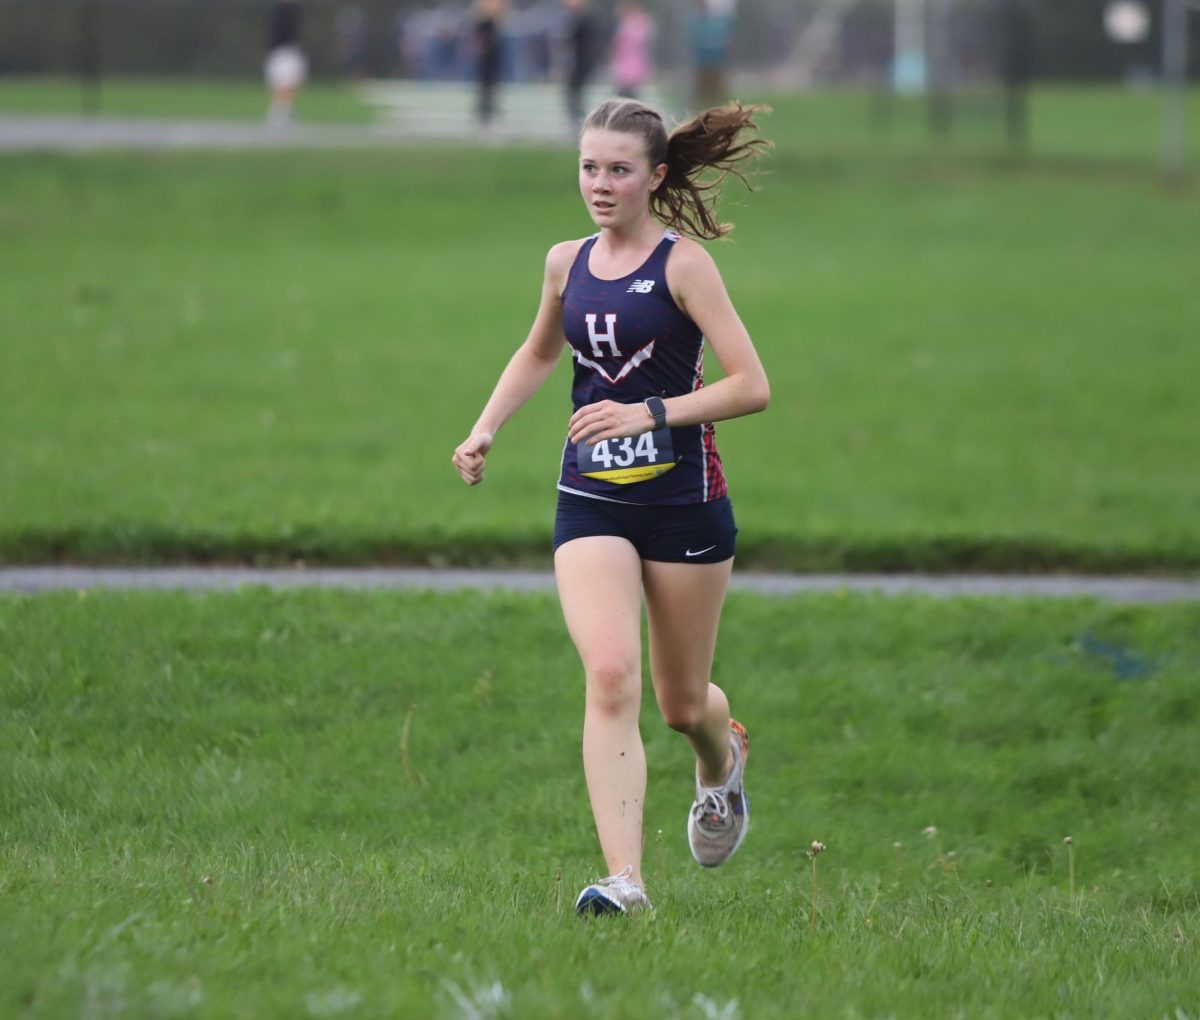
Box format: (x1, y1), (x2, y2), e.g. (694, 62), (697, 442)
(626, 279), (656, 294)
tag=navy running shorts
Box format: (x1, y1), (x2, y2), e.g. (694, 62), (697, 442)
(552, 489), (737, 564)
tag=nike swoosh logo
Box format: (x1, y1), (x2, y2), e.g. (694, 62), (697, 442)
(685, 545), (717, 558)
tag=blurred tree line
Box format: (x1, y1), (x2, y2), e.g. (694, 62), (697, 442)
(0, 0), (1195, 81)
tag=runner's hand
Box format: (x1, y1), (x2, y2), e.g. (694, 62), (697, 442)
(452, 431), (494, 485)
(568, 400), (655, 446)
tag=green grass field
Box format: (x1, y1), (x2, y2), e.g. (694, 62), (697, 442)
(3, 79), (1198, 1019)
(2, 589), (1198, 1017)
(1, 85), (1198, 571)
(0, 76), (374, 123)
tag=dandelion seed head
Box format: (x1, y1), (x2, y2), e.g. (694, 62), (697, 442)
(1064, 836), (1073, 845)
(810, 840), (826, 856)
(922, 826), (938, 838)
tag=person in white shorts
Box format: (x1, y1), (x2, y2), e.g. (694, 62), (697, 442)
(265, 0), (308, 128)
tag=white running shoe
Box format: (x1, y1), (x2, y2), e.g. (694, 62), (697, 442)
(687, 720), (750, 868)
(574, 865), (652, 916)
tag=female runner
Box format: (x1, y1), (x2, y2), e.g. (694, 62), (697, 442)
(452, 97), (770, 915)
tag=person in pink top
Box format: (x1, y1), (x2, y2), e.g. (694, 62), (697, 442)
(610, 0), (656, 99)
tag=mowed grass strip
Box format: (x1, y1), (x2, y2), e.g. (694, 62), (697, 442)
(1, 88), (1198, 570)
(1, 589), (1198, 1017)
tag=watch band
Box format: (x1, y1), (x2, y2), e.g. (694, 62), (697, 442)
(644, 395), (668, 430)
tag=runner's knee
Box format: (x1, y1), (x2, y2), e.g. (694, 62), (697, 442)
(585, 658), (640, 716)
(657, 689), (707, 734)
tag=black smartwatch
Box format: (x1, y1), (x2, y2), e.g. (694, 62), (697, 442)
(643, 395), (668, 430)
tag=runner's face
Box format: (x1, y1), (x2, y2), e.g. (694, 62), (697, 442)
(579, 129), (667, 230)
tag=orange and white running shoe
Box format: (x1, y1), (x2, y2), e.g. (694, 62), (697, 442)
(687, 720), (750, 868)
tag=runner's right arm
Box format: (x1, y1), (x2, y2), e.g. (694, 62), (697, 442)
(451, 242), (576, 486)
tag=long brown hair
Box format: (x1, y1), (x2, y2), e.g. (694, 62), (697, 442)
(580, 97), (770, 240)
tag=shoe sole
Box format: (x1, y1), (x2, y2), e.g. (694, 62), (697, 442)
(575, 889), (623, 916)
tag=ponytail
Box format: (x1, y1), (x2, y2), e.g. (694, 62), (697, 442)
(581, 99), (771, 241)
(656, 102), (771, 240)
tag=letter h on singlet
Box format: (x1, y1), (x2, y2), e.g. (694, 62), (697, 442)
(585, 313), (621, 358)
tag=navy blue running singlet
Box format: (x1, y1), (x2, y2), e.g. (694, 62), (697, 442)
(557, 229), (727, 505)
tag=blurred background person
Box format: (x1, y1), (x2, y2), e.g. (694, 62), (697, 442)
(562, 0), (596, 130)
(610, 0), (656, 100)
(688, 0), (735, 108)
(334, 4), (369, 82)
(265, 0), (308, 128)
(475, 0), (508, 130)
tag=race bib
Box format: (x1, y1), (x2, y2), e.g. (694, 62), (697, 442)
(578, 427), (676, 484)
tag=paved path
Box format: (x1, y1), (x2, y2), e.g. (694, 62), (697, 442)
(2, 567), (1197, 603)
(0, 112), (577, 152)
(0, 114), (433, 152)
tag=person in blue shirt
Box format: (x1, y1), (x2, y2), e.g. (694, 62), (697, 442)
(453, 97), (770, 915)
(689, 0), (736, 106)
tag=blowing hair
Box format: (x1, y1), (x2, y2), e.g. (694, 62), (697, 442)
(581, 97), (770, 240)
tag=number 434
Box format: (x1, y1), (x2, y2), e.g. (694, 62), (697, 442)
(589, 432), (660, 469)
